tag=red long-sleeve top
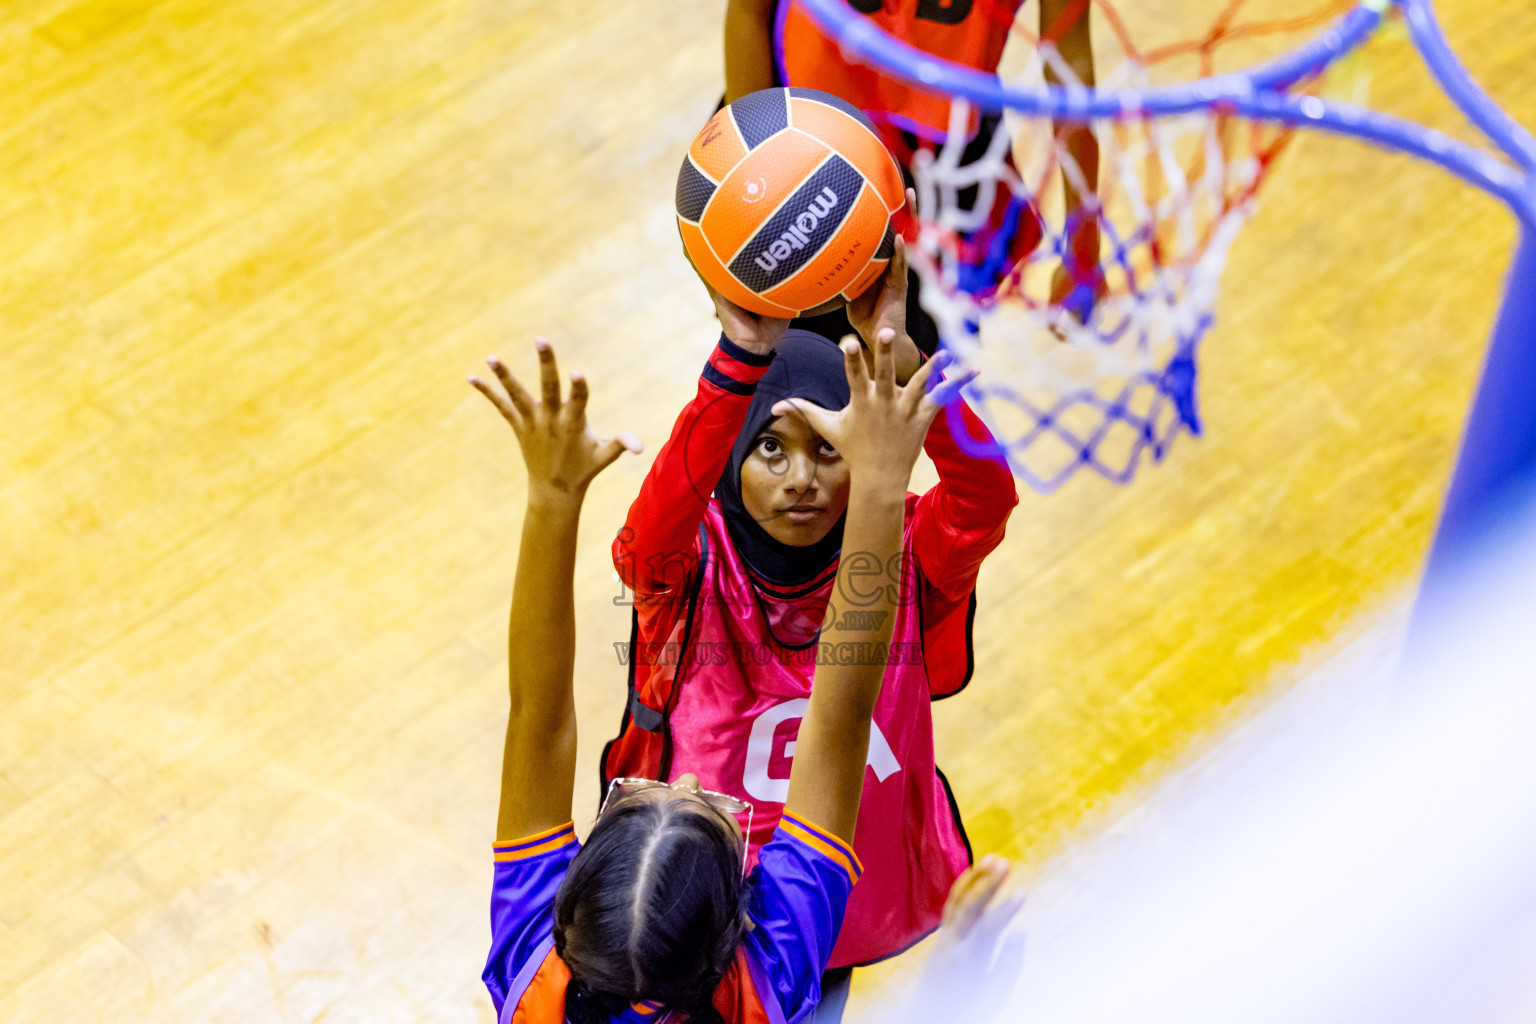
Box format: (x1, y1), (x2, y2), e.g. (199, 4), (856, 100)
(611, 334), (1018, 690)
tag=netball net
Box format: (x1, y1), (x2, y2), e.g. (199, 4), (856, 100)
(894, 0), (1363, 491)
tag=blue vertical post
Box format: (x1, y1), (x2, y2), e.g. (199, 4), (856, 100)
(1414, 228), (1536, 617)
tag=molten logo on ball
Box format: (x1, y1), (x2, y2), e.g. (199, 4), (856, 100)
(752, 187), (839, 273)
(674, 88), (902, 316)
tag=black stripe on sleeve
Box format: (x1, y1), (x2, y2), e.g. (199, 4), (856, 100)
(717, 333), (775, 367)
(703, 363), (758, 396)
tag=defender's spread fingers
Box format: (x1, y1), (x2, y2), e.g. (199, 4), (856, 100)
(488, 357), (536, 418)
(925, 366), (977, 410)
(469, 375), (523, 431)
(905, 348), (948, 399)
(535, 338), (561, 411)
(840, 339), (870, 392)
(594, 433), (643, 472)
(565, 373), (589, 420)
(772, 397), (836, 440)
(872, 328), (897, 396)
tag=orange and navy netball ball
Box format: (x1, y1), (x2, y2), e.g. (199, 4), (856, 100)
(676, 87), (904, 318)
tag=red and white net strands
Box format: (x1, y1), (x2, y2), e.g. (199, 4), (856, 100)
(905, 0), (1360, 491)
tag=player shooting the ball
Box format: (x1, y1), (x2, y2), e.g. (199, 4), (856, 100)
(604, 189), (1018, 1019)
(471, 335), (1007, 1023)
(725, 0), (1104, 334)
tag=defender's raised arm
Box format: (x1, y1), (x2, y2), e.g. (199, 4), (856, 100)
(469, 341), (641, 842)
(779, 331), (974, 843)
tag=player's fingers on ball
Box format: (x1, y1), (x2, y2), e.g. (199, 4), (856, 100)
(707, 285), (729, 320)
(904, 186), (917, 213)
(889, 235), (909, 292)
(711, 290), (749, 336)
(848, 284), (874, 317)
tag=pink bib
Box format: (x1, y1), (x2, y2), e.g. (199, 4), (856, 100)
(641, 504), (972, 967)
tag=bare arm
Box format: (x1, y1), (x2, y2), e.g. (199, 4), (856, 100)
(469, 341), (642, 842)
(1042, 0), (1102, 312)
(725, 0), (780, 102)
(847, 195), (1018, 596)
(778, 332), (976, 843)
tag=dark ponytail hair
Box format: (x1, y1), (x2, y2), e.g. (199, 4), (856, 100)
(554, 795), (749, 1023)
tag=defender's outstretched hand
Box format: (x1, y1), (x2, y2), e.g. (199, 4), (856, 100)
(469, 339), (642, 504)
(772, 329), (974, 486)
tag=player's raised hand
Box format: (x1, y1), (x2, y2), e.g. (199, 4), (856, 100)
(469, 339), (642, 505)
(846, 188), (922, 384)
(772, 329), (974, 489)
(939, 855), (1021, 939)
(899, 856), (1027, 1024)
(707, 283), (792, 357)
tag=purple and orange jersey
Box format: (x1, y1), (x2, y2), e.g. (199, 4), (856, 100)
(483, 813), (862, 1024)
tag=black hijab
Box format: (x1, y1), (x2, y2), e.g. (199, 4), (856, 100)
(716, 329), (852, 586)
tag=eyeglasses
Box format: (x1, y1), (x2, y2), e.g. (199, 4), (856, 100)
(601, 777), (754, 875)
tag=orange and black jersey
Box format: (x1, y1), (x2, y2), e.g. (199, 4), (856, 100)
(773, 0), (1026, 138)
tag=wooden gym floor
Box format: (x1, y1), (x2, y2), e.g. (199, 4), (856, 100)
(2, 1), (1532, 1019)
